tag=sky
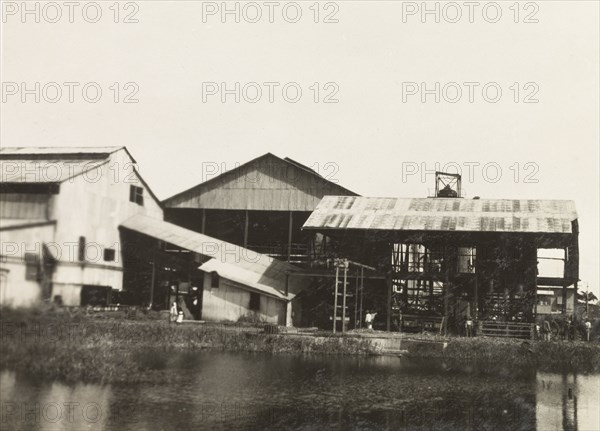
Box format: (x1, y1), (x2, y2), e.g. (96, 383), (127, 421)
(1, 1), (599, 295)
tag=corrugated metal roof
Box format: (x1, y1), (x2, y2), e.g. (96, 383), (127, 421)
(0, 146), (122, 156)
(303, 196), (578, 234)
(1, 159), (107, 183)
(120, 215), (308, 301)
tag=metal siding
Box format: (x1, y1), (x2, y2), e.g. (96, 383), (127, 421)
(0, 194), (50, 219)
(0, 159), (107, 183)
(164, 154), (357, 211)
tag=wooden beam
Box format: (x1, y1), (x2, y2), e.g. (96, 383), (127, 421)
(573, 281), (578, 319)
(149, 250), (156, 309)
(386, 274), (392, 331)
(287, 211), (293, 262)
(333, 266), (339, 333)
(243, 210), (249, 248)
(342, 265), (348, 334)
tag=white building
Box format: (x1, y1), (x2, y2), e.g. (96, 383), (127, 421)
(0, 147), (163, 307)
(0, 146), (308, 326)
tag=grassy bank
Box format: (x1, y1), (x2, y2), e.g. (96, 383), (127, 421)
(402, 335), (600, 373)
(0, 307), (375, 383)
(1, 307), (599, 383)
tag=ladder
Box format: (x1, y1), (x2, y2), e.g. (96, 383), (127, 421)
(332, 259), (350, 334)
(332, 259), (371, 334)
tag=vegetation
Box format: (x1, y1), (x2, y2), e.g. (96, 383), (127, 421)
(0, 306), (375, 383)
(1, 305), (598, 384)
(403, 335), (600, 374)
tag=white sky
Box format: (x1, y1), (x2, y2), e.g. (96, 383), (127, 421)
(1, 1), (598, 295)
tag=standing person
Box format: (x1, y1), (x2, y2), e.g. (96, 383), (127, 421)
(465, 315), (473, 337)
(585, 320), (592, 342)
(543, 320), (551, 341)
(365, 310), (377, 330)
(170, 301), (178, 323)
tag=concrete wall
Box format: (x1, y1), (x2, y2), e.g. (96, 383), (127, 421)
(201, 272), (286, 324)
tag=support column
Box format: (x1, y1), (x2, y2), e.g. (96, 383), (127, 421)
(474, 276), (478, 320)
(386, 274), (392, 331)
(333, 266), (339, 333)
(201, 209), (206, 234)
(562, 284), (567, 315)
(342, 264), (348, 334)
(243, 210), (249, 248)
(573, 281), (578, 319)
(287, 211), (293, 262)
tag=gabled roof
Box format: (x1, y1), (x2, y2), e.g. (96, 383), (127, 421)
(0, 146), (162, 208)
(120, 214), (308, 301)
(303, 196), (578, 234)
(163, 152), (358, 211)
(0, 146), (132, 184)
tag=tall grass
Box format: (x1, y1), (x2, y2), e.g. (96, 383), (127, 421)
(1, 306), (598, 383)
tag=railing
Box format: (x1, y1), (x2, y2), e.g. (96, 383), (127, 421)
(400, 314), (445, 333)
(478, 320), (535, 339)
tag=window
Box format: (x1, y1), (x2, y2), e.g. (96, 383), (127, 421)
(457, 247), (476, 273)
(210, 271), (219, 288)
(249, 292), (260, 311)
(103, 248), (116, 262)
(24, 253), (39, 281)
(129, 185), (144, 206)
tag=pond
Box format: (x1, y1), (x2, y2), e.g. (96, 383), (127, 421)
(1, 352), (598, 430)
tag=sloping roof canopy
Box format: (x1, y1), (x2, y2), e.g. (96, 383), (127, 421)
(303, 196), (578, 234)
(120, 215), (307, 301)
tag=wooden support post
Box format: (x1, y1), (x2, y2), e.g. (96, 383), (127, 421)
(359, 267), (364, 329)
(149, 249), (156, 309)
(354, 271), (359, 329)
(287, 211), (293, 262)
(285, 274), (289, 326)
(201, 209), (206, 234)
(333, 266), (339, 333)
(444, 285), (448, 314)
(386, 274), (392, 332)
(573, 281), (578, 319)
(342, 262), (348, 334)
(562, 284), (567, 315)
(474, 276), (478, 320)
(243, 210), (249, 248)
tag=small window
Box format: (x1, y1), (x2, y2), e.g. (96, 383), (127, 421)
(129, 185), (144, 206)
(249, 292), (260, 311)
(103, 248), (116, 262)
(210, 271), (219, 288)
(24, 253), (39, 281)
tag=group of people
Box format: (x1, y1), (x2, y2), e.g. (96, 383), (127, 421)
(535, 318), (593, 341)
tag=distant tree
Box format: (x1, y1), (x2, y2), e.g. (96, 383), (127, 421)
(577, 291), (598, 304)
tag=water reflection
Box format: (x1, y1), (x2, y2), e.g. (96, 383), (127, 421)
(536, 372), (600, 431)
(1, 353), (598, 431)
